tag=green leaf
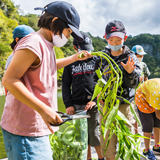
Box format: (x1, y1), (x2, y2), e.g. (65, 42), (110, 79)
(95, 68), (102, 79)
(133, 149), (146, 159)
(97, 78), (107, 88)
(50, 119), (88, 159)
(123, 135), (131, 149)
(104, 128), (115, 153)
(124, 143), (134, 160)
(118, 119), (131, 134)
(103, 100), (119, 139)
(91, 84), (102, 101)
(117, 111), (133, 127)
(90, 51), (143, 159)
(123, 99), (142, 127)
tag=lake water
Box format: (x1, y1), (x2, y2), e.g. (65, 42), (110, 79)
(0, 89), (65, 159)
(57, 89), (66, 113)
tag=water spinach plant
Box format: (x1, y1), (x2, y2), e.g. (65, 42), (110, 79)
(49, 118), (88, 160)
(90, 51), (147, 160)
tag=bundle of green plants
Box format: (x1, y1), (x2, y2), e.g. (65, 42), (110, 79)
(90, 51), (147, 160)
(49, 118), (88, 160)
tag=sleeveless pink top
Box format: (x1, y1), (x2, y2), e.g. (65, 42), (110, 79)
(1, 32), (58, 136)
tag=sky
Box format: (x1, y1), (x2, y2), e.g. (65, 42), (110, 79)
(12, 0), (160, 38)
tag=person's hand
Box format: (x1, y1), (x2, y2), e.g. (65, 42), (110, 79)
(144, 76), (148, 81)
(75, 50), (93, 61)
(97, 93), (104, 105)
(140, 76), (144, 82)
(40, 106), (63, 133)
(84, 101), (96, 110)
(66, 106), (75, 115)
(121, 56), (136, 74)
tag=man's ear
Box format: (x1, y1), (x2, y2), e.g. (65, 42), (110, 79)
(103, 35), (108, 41)
(15, 37), (19, 43)
(124, 35), (128, 42)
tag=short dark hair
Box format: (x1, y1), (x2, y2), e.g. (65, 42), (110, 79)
(10, 37), (23, 50)
(38, 12), (68, 37)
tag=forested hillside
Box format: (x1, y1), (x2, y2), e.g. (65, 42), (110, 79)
(0, 0), (19, 80)
(125, 34), (160, 78)
(0, 0), (160, 82)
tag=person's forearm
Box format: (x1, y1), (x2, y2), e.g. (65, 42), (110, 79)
(57, 51), (92, 69)
(56, 54), (76, 69)
(2, 78), (48, 114)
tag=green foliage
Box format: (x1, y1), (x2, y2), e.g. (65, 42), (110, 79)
(143, 54), (156, 73)
(124, 33), (160, 78)
(0, 9), (18, 40)
(50, 118), (88, 160)
(61, 36), (76, 57)
(0, 42), (11, 55)
(0, 0), (160, 82)
(19, 16), (28, 25)
(125, 34), (155, 49)
(0, 1), (41, 81)
(54, 47), (65, 81)
(0, 8), (19, 80)
(91, 51), (146, 160)
(23, 14), (39, 31)
(153, 67), (160, 78)
(0, 95), (7, 159)
(0, 0), (19, 19)
(89, 33), (107, 51)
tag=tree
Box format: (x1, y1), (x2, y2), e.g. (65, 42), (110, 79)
(54, 47), (65, 81)
(24, 14), (39, 31)
(61, 36), (76, 57)
(0, 0), (19, 19)
(0, 0), (160, 81)
(0, 9), (18, 80)
(143, 54), (156, 77)
(89, 33), (107, 51)
(124, 33), (160, 78)
(19, 16), (28, 25)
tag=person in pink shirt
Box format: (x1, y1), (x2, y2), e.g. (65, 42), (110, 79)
(0, 1), (91, 160)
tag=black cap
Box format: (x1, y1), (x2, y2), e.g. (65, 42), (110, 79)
(73, 31), (94, 51)
(35, 1), (83, 41)
(105, 20), (126, 40)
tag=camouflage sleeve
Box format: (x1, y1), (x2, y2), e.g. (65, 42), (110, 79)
(143, 63), (150, 77)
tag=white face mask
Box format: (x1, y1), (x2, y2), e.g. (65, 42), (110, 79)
(137, 57), (143, 62)
(107, 43), (123, 52)
(52, 33), (68, 47)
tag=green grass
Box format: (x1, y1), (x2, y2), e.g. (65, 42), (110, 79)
(57, 89), (66, 113)
(0, 90), (66, 159)
(0, 95), (7, 159)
